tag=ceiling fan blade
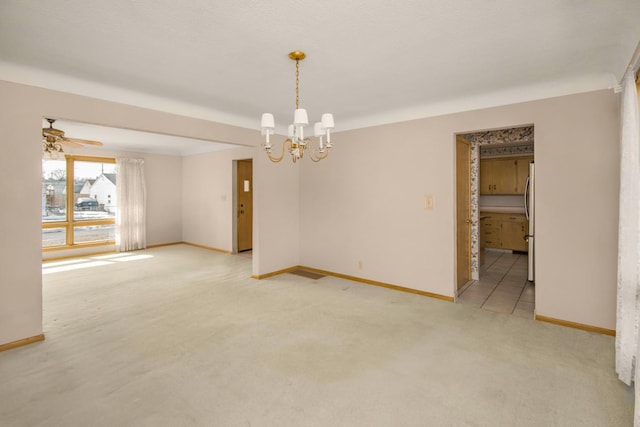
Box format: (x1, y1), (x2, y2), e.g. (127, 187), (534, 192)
(63, 137), (104, 146)
(58, 139), (85, 147)
(43, 128), (65, 138)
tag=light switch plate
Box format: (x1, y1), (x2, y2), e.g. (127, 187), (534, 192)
(424, 194), (434, 210)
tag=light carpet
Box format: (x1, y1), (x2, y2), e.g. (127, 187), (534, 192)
(0, 244), (633, 426)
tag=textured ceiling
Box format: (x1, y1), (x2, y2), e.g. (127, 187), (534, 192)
(2, 1), (640, 139)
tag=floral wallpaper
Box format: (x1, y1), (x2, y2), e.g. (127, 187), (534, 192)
(460, 126), (534, 279)
(463, 126), (534, 145)
(470, 143), (480, 277)
(480, 142), (534, 158)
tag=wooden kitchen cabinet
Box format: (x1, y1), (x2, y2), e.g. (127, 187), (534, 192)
(480, 158), (513, 194)
(501, 216), (529, 252)
(480, 156), (533, 195)
(480, 213), (528, 252)
(480, 216), (501, 249)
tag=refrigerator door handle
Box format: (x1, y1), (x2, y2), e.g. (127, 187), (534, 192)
(524, 176), (530, 220)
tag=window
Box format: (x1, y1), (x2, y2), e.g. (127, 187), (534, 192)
(42, 155), (117, 249)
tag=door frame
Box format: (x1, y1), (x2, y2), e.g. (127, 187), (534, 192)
(455, 124), (535, 289)
(455, 135), (472, 294)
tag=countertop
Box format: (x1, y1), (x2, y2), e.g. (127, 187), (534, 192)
(479, 206), (526, 214)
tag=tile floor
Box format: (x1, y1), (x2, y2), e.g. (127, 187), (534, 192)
(458, 250), (535, 318)
(237, 250), (252, 259)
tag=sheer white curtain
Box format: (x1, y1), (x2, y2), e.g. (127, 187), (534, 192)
(116, 158), (147, 252)
(616, 71), (640, 427)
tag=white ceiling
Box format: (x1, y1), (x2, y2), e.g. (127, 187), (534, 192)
(3, 1), (640, 151)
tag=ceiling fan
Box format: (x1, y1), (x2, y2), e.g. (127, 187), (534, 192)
(42, 118), (103, 154)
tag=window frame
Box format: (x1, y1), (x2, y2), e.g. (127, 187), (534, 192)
(42, 155), (116, 251)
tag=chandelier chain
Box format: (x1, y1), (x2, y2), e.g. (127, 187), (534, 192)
(295, 60), (300, 110)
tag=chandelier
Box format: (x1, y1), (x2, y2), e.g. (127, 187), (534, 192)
(260, 51), (335, 163)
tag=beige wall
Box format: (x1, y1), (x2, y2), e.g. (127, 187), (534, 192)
(0, 80), (300, 346)
(182, 147), (255, 251)
(0, 79), (621, 347)
(252, 138), (300, 274)
(144, 152), (184, 246)
(180, 141), (301, 275)
(0, 94), (43, 347)
(300, 89), (620, 330)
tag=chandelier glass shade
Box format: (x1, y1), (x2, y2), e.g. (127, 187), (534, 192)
(42, 138), (64, 155)
(260, 51), (334, 163)
(42, 136), (64, 157)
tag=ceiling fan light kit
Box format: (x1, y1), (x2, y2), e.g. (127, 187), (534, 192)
(260, 51), (335, 163)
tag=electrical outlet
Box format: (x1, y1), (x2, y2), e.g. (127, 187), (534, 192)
(358, 260), (363, 270)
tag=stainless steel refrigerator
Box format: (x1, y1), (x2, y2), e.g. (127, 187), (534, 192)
(524, 162), (535, 282)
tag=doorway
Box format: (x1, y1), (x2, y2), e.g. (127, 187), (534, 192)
(455, 126), (536, 319)
(236, 159), (253, 252)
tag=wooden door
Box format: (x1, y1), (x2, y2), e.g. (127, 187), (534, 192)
(456, 136), (471, 290)
(237, 159), (253, 252)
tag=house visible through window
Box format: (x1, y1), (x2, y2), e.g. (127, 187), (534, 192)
(42, 155), (117, 249)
